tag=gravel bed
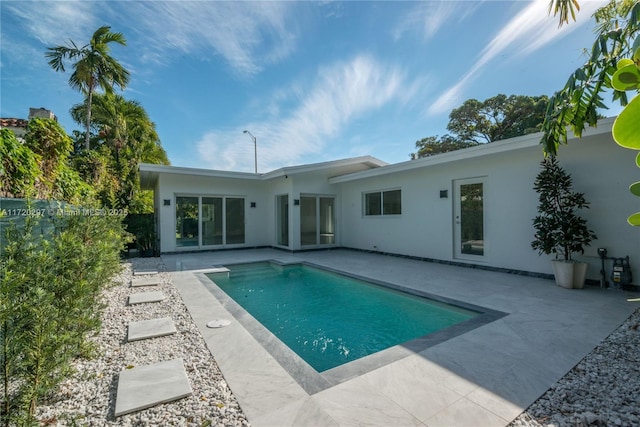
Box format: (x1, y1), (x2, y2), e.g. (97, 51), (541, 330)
(510, 305), (640, 427)
(36, 257), (250, 426)
(36, 256), (640, 426)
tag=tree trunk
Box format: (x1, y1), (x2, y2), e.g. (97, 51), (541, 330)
(84, 84), (93, 150)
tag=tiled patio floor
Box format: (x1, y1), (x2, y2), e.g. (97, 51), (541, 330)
(163, 249), (639, 427)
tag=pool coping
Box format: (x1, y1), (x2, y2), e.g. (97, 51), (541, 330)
(195, 259), (507, 394)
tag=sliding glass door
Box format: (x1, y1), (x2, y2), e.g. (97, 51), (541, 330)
(300, 195), (335, 247)
(176, 195), (244, 248)
(176, 196), (199, 247)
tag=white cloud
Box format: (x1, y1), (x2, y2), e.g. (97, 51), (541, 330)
(3, 1), (96, 46)
(427, 0), (607, 115)
(126, 1), (297, 77)
(195, 55), (414, 172)
(393, 1), (479, 42)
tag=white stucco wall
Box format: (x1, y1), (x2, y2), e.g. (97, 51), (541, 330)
(336, 129), (639, 281)
(156, 173), (269, 253)
(143, 121), (639, 282)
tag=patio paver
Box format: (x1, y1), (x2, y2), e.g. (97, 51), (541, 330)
(127, 317), (176, 341)
(114, 358), (192, 417)
(128, 291), (164, 305)
(163, 248), (639, 427)
(131, 277), (161, 287)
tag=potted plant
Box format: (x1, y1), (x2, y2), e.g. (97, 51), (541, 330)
(531, 157), (597, 288)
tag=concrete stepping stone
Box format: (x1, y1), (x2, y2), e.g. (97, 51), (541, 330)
(131, 277), (161, 287)
(128, 317), (176, 342)
(128, 291), (164, 305)
(133, 267), (159, 276)
(114, 358), (192, 417)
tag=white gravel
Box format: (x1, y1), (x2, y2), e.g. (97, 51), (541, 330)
(36, 256), (640, 426)
(36, 257), (250, 426)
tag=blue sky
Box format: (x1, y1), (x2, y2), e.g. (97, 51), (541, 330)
(1, 1), (617, 172)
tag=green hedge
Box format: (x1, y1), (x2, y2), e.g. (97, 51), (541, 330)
(0, 204), (128, 426)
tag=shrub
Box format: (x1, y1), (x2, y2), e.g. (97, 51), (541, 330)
(0, 205), (128, 425)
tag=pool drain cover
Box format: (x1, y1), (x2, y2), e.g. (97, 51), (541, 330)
(207, 319), (231, 328)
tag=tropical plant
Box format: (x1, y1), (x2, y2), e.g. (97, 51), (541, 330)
(24, 118), (73, 193)
(531, 157), (597, 261)
(70, 93), (169, 212)
(0, 129), (39, 198)
(46, 25), (130, 150)
(541, 0), (640, 226)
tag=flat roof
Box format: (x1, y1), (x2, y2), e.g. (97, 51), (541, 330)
(139, 155), (387, 189)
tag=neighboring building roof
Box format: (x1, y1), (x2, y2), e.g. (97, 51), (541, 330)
(139, 155), (387, 190)
(0, 118), (28, 128)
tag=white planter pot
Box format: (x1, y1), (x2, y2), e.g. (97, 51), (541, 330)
(551, 260), (588, 289)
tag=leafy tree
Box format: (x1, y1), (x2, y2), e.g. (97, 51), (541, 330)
(411, 94), (548, 159)
(46, 25), (130, 150)
(411, 135), (478, 159)
(70, 93), (169, 212)
(448, 94), (549, 144)
(0, 129), (39, 198)
(24, 118), (72, 193)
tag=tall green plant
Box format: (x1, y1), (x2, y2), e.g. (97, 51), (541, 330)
(531, 157), (598, 261)
(0, 207), (127, 425)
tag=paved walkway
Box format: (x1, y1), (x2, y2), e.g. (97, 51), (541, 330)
(164, 249), (639, 427)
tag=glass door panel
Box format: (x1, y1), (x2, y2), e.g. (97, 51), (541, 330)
(276, 195), (289, 246)
(176, 196), (199, 247)
(300, 196), (317, 246)
(455, 180), (484, 258)
(225, 198), (245, 244)
(319, 197), (335, 244)
(202, 197), (223, 245)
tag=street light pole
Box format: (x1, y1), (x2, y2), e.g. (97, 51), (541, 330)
(243, 130), (257, 174)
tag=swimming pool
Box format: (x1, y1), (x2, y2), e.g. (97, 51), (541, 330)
(207, 262), (479, 372)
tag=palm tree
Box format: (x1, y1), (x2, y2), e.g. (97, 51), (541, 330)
(548, 0), (581, 27)
(46, 26), (130, 150)
(71, 93), (169, 210)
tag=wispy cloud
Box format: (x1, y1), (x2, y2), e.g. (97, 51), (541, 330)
(194, 55), (416, 172)
(2, 1), (97, 46)
(427, 0), (607, 115)
(0, 1), (98, 69)
(124, 1), (297, 77)
(392, 1), (479, 42)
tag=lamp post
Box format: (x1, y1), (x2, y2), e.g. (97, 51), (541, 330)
(243, 130), (257, 174)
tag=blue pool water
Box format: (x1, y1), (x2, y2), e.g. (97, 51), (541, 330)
(208, 262), (478, 372)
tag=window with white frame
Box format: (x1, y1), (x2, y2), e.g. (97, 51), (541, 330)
(364, 189), (401, 216)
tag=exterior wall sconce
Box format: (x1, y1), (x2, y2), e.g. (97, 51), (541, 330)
(440, 190), (448, 198)
(250, 202), (256, 208)
(163, 199), (171, 206)
(294, 199), (300, 206)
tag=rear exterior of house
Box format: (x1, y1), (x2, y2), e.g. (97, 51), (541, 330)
(139, 117), (639, 282)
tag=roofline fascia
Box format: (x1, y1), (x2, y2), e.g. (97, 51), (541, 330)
(329, 117), (615, 184)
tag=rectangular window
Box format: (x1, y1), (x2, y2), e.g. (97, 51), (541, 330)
(364, 189), (401, 216)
